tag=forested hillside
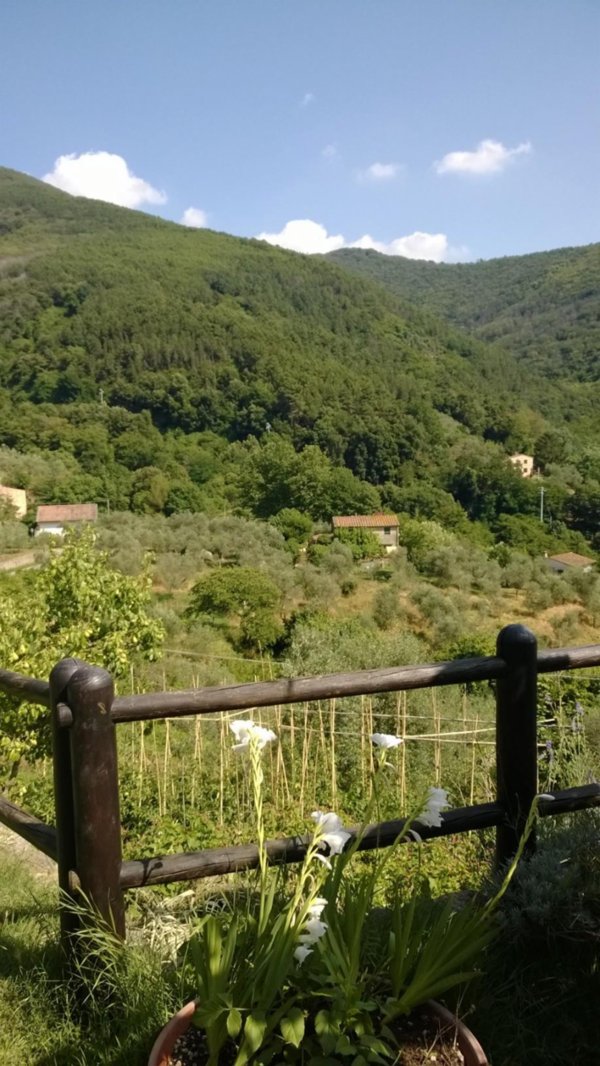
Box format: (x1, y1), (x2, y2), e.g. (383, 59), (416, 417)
(0, 167), (598, 552)
(330, 245), (600, 382)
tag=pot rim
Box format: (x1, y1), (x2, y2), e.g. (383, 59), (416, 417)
(148, 998), (489, 1066)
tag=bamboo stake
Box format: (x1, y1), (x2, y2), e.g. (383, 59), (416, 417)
(299, 708), (311, 816)
(469, 709), (479, 807)
(400, 692), (407, 810)
(152, 724), (163, 817)
(360, 695), (366, 796)
(289, 703), (296, 790)
(163, 719), (173, 813)
(277, 735), (291, 807)
(138, 721), (147, 810)
(219, 713), (225, 827)
(275, 704), (282, 810)
(367, 698), (375, 795)
(329, 699), (337, 808)
(432, 690), (441, 787)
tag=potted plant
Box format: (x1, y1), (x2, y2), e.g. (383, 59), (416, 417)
(149, 722), (538, 1065)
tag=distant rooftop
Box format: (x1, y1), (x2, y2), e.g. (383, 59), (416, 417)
(36, 503), (98, 523)
(332, 514), (399, 528)
(548, 552), (595, 568)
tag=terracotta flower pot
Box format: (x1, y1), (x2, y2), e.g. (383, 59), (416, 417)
(148, 999), (489, 1066)
(427, 1001), (489, 1066)
(148, 1000), (197, 1066)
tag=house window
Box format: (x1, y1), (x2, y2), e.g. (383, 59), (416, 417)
(383, 527), (391, 534)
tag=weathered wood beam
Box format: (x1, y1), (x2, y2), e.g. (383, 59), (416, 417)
(111, 644), (600, 723)
(119, 783), (600, 889)
(0, 794), (57, 861)
(0, 668), (51, 707)
(112, 656), (508, 722)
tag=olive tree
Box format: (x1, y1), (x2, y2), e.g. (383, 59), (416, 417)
(0, 530), (164, 778)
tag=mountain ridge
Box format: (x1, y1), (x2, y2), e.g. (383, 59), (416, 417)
(0, 167), (597, 552)
(329, 243), (600, 382)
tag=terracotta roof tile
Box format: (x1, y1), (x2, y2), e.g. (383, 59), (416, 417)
(332, 514), (399, 529)
(548, 552), (595, 567)
(36, 503), (98, 523)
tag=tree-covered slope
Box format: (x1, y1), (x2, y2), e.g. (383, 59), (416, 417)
(329, 244), (600, 382)
(0, 167), (598, 552)
(0, 167), (570, 478)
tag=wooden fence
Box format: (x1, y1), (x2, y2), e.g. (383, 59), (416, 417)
(1, 623), (599, 958)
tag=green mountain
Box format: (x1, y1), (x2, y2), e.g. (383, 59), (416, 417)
(0, 167), (598, 549)
(329, 245), (600, 382)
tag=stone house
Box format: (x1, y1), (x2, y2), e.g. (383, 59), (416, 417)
(332, 514), (399, 552)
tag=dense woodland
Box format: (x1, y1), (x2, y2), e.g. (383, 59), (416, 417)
(0, 167), (598, 555)
(330, 244), (600, 382)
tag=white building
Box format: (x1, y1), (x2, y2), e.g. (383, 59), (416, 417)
(0, 485), (27, 517)
(35, 503), (98, 536)
(509, 453), (534, 478)
(546, 552), (595, 574)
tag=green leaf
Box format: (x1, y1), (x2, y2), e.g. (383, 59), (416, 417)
(235, 1011), (268, 1066)
(315, 1010), (333, 1036)
(335, 1034), (356, 1056)
(319, 1034), (338, 1056)
(227, 1008), (243, 1038)
(280, 1008), (305, 1048)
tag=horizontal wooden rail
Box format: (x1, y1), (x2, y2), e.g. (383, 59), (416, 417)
(111, 643), (600, 723)
(1, 645), (597, 725)
(0, 668), (51, 708)
(537, 644), (600, 674)
(112, 656), (509, 722)
(0, 795), (57, 861)
(118, 783), (600, 889)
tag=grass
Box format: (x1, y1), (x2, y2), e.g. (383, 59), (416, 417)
(0, 855), (180, 1065)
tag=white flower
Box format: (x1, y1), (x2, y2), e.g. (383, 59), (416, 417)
(311, 811), (352, 868)
(417, 787), (450, 828)
(294, 945), (313, 964)
(299, 917), (328, 944)
(307, 897), (328, 919)
(371, 732), (403, 749)
(229, 719), (277, 753)
(311, 812), (352, 854)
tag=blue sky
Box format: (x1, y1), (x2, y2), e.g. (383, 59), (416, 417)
(2, 1), (598, 261)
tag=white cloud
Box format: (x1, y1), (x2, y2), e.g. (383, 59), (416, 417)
(257, 219), (345, 254)
(42, 151), (167, 207)
(357, 161), (401, 183)
(257, 219), (467, 262)
(300, 91), (315, 107)
(435, 138), (532, 176)
(180, 206), (208, 228)
(350, 231), (451, 262)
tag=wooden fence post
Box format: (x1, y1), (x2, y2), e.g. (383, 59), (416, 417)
(495, 623), (538, 868)
(50, 657), (83, 953)
(67, 664), (125, 938)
